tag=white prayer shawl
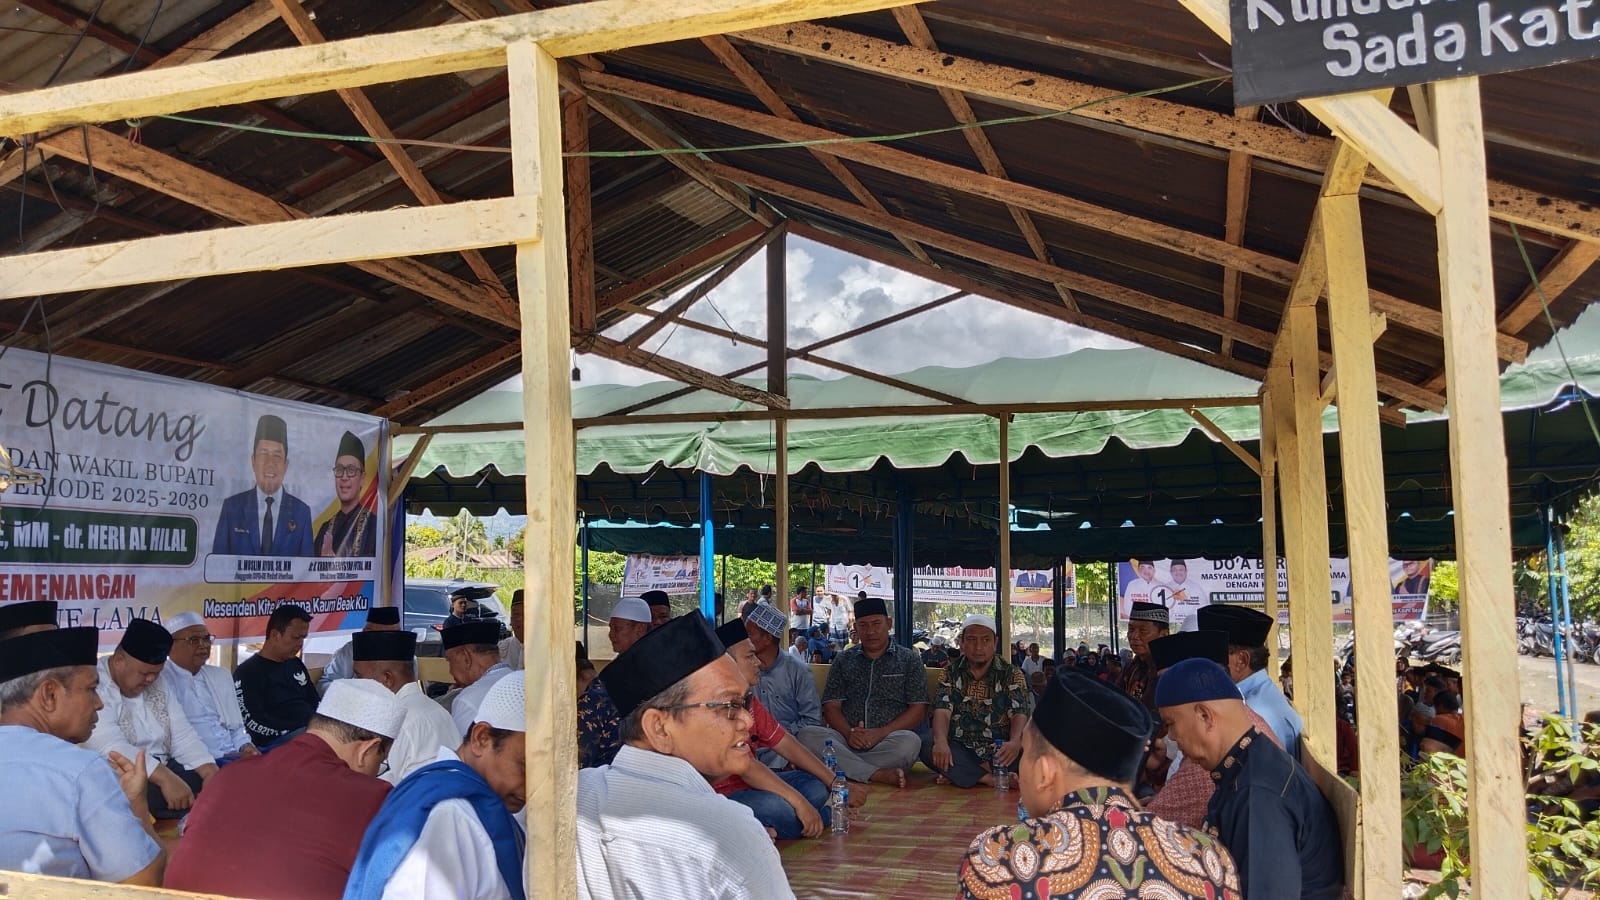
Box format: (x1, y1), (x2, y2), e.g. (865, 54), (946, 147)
(86, 657), (214, 774)
(384, 682), (465, 786)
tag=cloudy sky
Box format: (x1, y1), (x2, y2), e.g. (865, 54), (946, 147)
(563, 235), (1134, 388)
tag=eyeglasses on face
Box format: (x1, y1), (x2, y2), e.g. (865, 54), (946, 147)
(658, 691), (756, 720)
(181, 634), (214, 646)
(332, 466), (363, 478)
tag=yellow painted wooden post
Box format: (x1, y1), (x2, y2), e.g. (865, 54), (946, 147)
(1267, 364), (1303, 707)
(507, 39), (577, 896)
(997, 413), (1012, 648)
(1259, 388), (1281, 685)
(1287, 303), (1336, 768)
(1429, 76), (1528, 896)
(1323, 193), (1401, 897)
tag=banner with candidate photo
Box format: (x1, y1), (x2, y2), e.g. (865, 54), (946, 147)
(0, 348), (386, 648)
(824, 562), (1076, 608)
(621, 554), (700, 595)
(1116, 556), (1430, 625)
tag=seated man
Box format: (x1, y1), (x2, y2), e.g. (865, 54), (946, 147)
(347, 675), (529, 899)
(86, 618), (218, 822)
(235, 603), (321, 748)
(921, 634), (952, 668)
(443, 620), (513, 738)
(318, 606), (403, 693)
(0, 627), (163, 885)
(921, 614), (1030, 788)
(165, 680), (404, 899)
(958, 669), (1240, 899)
(709, 620), (836, 839)
(640, 590), (673, 629)
(352, 629), (463, 784)
(159, 612), (257, 763)
(1157, 658), (1343, 900)
(578, 596), (653, 768)
(1196, 603), (1303, 759)
(744, 603), (822, 769)
(1144, 630), (1279, 829)
(797, 596), (928, 786)
(0, 599), (57, 640)
(577, 613), (795, 899)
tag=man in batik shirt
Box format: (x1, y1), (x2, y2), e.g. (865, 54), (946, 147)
(957, 669), (1240, 900)
(1117, 601), (1169, 710)
(921, 614), (1030, 788)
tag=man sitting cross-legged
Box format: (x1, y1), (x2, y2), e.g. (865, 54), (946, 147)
(797, 595), (927, 786)
(921, 614), (1031, 788)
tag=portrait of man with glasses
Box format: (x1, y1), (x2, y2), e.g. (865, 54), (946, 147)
(211, 413), (314, 557)
(314, 430), (377, 558)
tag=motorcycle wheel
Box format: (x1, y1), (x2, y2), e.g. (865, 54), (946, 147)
(1441, 648), (1462, 666)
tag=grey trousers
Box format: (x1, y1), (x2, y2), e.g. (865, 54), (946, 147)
(796, 725), (920, 783)
(918, 733), (989, 788)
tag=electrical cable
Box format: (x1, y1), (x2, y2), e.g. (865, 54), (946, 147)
(1509, 223), (1600, 453)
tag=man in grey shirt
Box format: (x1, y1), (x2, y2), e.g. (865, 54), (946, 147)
(797, 596), (928, 786)
(744, 603), (822, 769)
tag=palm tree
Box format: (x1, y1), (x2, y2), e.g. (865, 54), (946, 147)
(438, 511), (489, 564)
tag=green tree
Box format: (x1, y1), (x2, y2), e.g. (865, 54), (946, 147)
(438, 511), (489, 563)
(406, 524), (445, 547)
(1427, 560), (1459, 613)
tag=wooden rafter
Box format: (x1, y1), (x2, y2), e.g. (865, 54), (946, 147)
(581, 333), (789, 409)
(578, 71), (1527, 364)
(891, 5), (1078, 313)
(623, 224), (781, 349)
(372, 342), (522, 421)
(1218, 106), (1259, 358)
(570, 396), (1260, 429)
(267, 0), (519, 319)
(593, 220), (769, 313)
(732, 22), (1600, 245)
(699, 33), (931, 264)
(563, 82), (596, 335)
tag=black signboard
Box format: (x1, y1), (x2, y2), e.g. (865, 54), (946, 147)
(1230, 0), (1600, 107)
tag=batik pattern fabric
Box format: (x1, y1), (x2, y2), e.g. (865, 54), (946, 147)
(1117, 655), (1158, 709)
(576, 678), (623, 769)
(958, 785), (1241, 900)
(934, 656), (1031, 757)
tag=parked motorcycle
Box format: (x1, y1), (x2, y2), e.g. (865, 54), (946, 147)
(1406, 624), (1462, 665)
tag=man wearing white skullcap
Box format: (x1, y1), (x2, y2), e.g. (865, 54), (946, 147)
(920, 613), (1031, 788)
(165, 680), (403, 899)
(347, 675), (529, 900)
(577, 595), (654, 768)
(157, 611), (257, 762)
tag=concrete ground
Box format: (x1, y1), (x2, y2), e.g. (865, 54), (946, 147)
(1519, 652), (1600, 719)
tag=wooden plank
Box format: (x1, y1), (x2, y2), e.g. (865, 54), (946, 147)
(1267, 367), (1304, 714)
(580, 72), (1523, 364)
(563, 83), (596, 335)
(0, 0), (921, 134)
(1258, 383), (1281, 684)
(387, 433), (434, 505)
(371, 343), (521, 421)
(571, 396), (1259, 428)
(0, 198), (539, 301)
(997, 413), (1012, 648)
(774, 418), (789, 604)
(584, 334), (789, 409)
(1322, 192), (1402, 898)
(506, 39), (577, 897)
(1429, 76), (1527, 898)
(734, 22), (1600, 244)
(0, 870), (223, 897)
(595, 220), (769, 312)
(1287, 302), (1337, 771)
(1183, 407), (1260, 475)
(1218, 106), (1259, 357)
(1496, 240), (1600, 334)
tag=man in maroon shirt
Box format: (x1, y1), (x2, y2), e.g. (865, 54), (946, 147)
(164, 679), (404, 899)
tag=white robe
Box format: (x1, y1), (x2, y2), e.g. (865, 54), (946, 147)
(385, 682), (464, 786)
(158, 663), (251, 759)
(380, 749), (523, 899)
(498, 636), (524, 672)
(450, 664), (512, 739)
(86, 657), (214, 774)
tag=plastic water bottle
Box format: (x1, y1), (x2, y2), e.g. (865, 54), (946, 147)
(823, 739), (837, 773)
(1017, 800), (1028, 823)
(992, 739), (1009, 792)
(829, 771), (849, 835)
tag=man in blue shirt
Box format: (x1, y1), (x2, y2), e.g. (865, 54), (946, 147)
(1197, 603), (1303, 760)
(0, 627), (163, 885)
(743, 602), (822, 769)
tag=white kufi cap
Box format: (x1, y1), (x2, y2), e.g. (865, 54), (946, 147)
(475, 673), (526, 732)
(164, 612), (206, 634)
(961, 613), (997, 635)
(318, 679), (406, 739)
(610, 596), (652, 624)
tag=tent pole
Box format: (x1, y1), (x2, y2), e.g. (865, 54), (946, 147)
(894, 479), (914, 647)
(699, 471), (715, 623)
(769, 227), (789, 614)
(1557, 512), (1577, 723)
(1052, 562), (1066, 662)
(719, 553), (728, 621)
(1107, 560), (1118, 654)
(997, 413), (1012, 650)
(581, 514), (590, 653)
(1547, 506), (1567, 718)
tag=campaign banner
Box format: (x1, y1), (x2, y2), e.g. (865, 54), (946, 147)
(0, 349), (386, 648)
(824, 562), (1076, 608)
(622, 554), (700, 595)
(1116, 557), (1431, 625)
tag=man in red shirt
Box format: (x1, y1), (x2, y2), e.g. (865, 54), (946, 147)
(711, 619), (837, 839)
(164, 679), (404, 898)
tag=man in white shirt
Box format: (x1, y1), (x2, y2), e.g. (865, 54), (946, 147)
(444, 620), (513, 738)
(1120, 559), (1165, 612)
(1020, 642), (1045, 680)
(352, 629), (463, 784)
(789, 585), (813, 640)
(85, 618), (218, 822)
(0, 626), (164, 885)
(158, 612), (257, 762)
(577, 613), (795, 899)
(498, 590), (525, 671)
(320, 606), (403, 694)
(346, 674), (529, 899)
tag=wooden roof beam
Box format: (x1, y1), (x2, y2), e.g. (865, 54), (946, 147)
(891, 5), (1079, 312)
(563, 83), (596, 336)
(372, 342), (522, 421)
(732, 22), (1600, 246)
(580, 333), (789, 409)
(577, 71), (1526, 364)
(622, 223), (781, 349)
(267, 0), (518, 321)
(1219, 106), (1260, 358)
(593, 219), (769, 313)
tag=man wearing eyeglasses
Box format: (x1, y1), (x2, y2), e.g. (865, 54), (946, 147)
(315, 431), (377, 558)
(158, 612), (257, 764)
(211, 414), (314, 557)
(578, 613), (795, 899)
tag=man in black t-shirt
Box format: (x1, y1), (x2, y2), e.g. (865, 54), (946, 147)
(234, 604), (319, 748)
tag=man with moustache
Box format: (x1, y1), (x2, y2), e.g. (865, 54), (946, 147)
(212, 414), (313, 557)
(159, 612), (257, 763)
